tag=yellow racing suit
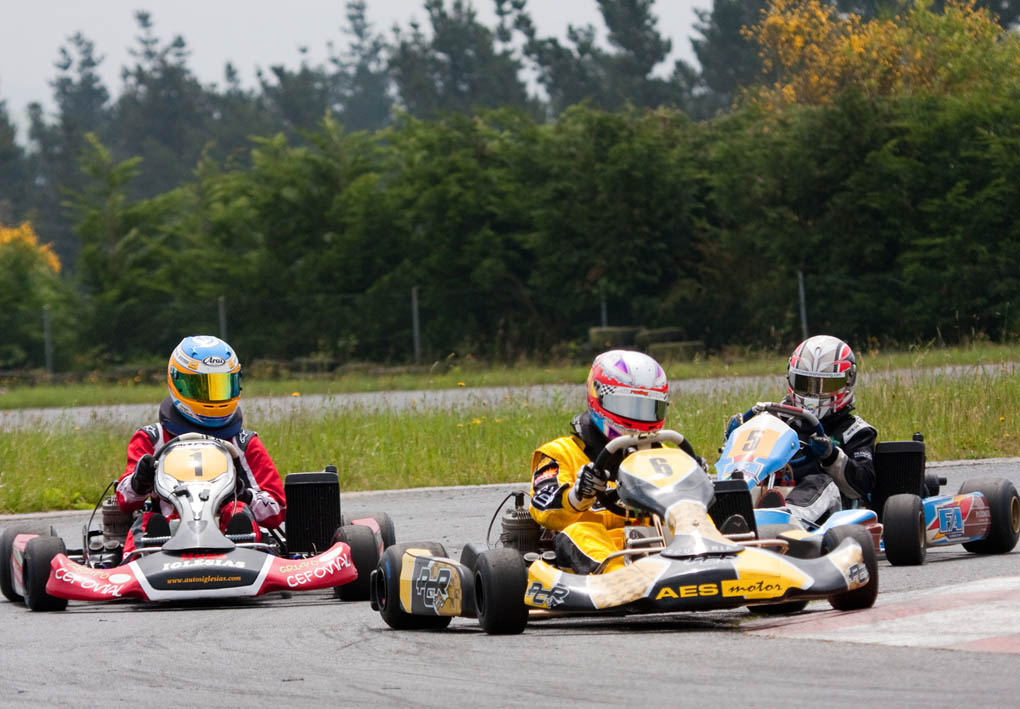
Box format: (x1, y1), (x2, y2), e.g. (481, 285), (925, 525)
(529, 420), (632, 574)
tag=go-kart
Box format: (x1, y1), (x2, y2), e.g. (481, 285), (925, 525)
(714, 402), (884, 556)
(369, 429), (878, 635)
(0, 433), (395, 611)
(869, 435), (1020, 566)
(716, 402), (1020, 566)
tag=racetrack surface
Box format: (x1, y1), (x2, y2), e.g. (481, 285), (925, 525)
(2, 459), (1020, 707)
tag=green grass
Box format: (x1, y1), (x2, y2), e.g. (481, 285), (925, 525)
(2, 366), (1018, 514)
(2, 341), (1018, 410)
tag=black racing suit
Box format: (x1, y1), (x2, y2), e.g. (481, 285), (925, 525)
(784, 405), (877, 525)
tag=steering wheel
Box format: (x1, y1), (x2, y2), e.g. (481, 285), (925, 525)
(592, 445), (629, 517)
(757, 403), (826, 466)
(589, 429), (699, 517)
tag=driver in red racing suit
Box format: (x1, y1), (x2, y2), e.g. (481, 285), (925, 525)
(529, 350), (706, 574)
(116, 336), (285, 555)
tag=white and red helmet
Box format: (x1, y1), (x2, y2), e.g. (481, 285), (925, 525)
(787, 335), (857, 419)
(587, 350), (669, 438)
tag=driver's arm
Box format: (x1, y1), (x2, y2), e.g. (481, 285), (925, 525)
(116, 429), (158, 512)
(528, 447), (623, 531)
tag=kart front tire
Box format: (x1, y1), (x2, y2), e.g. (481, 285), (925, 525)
(375, 543), (452, 630)
(474, 548), (528, 635)
(23, 536), (68, 612)
(823, 525), (878, 611)
(882, 494), (926, 566)
(333, 524), (380, 601)
(959, 478), (1020, 554)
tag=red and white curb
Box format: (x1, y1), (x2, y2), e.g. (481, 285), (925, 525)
(744, 576), (1020, 654)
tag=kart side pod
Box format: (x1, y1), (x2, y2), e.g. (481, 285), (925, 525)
(370, 543), (479, 621)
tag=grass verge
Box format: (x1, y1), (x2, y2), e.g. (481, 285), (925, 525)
(1, 368), (1017, 514)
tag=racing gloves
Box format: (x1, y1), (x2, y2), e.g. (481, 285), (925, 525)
(130, 454), (156, 495)
(568, 463), (606, 511)
(808, 433), (836, 463)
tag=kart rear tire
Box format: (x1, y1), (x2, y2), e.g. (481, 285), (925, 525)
(366, 512), (396, 549)
(375, 543), (452, 630)
(882, 494), (926, 566)
(474, 548), (528, 635)
(23, 535), (68, 612)
(753, 600), (809, 615)
(333, 524), (380, 601)
(959, 478), (1020, 554)
(823, 525), (878, 611)
(1, 525), (39, 603)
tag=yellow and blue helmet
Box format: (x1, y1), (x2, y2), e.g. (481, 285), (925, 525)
(167, 335), (242, 427)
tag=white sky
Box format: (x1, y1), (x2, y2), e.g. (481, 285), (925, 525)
(0, 0), (710, 137)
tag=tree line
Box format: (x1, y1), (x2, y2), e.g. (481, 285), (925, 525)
(2, 1), (1019, 371)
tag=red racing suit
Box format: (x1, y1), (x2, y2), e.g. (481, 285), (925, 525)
(116, 399), (286, 554)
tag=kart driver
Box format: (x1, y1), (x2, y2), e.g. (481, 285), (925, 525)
(726, 335), (877, 526)
(529, 349), (706, 574)
(116, 335), (286, 554)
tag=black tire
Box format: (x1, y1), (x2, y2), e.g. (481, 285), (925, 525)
(823, 525), (878, 611)
(23, 536), (68, 612)
(924, 471), (942, 497)
(753, 600), (810, 615)
(474, 548), (528, 635)
(882, 494), (926, 566)
(333, 524), (381, 601)
(1, 525), (38, 603)
(959, 478), (1020, 554)
(375, 543), (452, 630)
(364, 511), (397, 549)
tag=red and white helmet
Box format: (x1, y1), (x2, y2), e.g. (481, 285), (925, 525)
(787, 335), (857, 419)
(587, 350), (669, 438)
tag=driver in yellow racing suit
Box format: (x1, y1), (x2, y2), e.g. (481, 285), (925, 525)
(529, 350), (704, 574)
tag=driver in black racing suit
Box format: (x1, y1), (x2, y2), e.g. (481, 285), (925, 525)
(726, 335), (877, 525)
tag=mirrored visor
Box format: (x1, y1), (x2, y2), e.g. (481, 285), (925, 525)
(790, 370), (847, 396)
(171, 370), (240, 402)
(601, 393), (668, 423)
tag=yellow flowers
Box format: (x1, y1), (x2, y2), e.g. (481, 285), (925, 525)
(0, 222), (60, 273)
(291, 391), (301, 397)
(745, 0), (1019, 110)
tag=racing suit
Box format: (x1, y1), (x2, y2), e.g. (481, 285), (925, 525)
(783, 404), (877, 526)
(529, 412), (636, 574)
(116, 397), (286, 554)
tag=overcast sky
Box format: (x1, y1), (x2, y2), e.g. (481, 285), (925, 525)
(0, 0), (710, 136)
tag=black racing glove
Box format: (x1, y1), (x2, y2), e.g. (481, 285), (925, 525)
(568, 463), (606, 511)
(130, 454), (156, 495)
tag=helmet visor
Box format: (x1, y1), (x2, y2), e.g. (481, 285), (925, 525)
(790, 370), (848, 396)
(171, 369), (241, 402)
(600, 393), (668, 423)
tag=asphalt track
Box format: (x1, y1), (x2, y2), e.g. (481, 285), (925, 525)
(2, 459), (1020, 707)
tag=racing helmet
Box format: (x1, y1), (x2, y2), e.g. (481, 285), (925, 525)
(167, 335), (242, 427)
(787, 335), (857, 419)
(587, 350), (669, 439)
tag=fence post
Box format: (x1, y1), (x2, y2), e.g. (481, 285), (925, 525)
(42, 304), (53, 374)
(411, 286), (421, 364)
(797, 270), (809, 340)
(218, 295), (228, 341)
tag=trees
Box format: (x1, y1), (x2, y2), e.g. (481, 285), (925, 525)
(0, 222), (75, 369)
(389, 0), (534, 119)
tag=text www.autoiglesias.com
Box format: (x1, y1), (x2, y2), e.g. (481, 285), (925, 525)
(166, 575), (242, 584)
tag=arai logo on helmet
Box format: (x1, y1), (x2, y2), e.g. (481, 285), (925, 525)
(203, 355), (226, 366)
